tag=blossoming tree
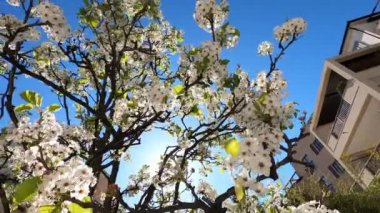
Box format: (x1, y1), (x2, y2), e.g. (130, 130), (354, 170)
(0, 0), (337, 212)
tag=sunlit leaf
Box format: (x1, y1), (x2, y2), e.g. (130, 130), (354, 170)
(82, 15), (99, 28)
(173, 85), (184, 95)
(224, 138), (240, 157)
(121, 53), (129, 64)
(78, 78), (89, 85)
(39, 205), (61, 213)
(20, 90), (43, 107)
(127, 99), (138, 108)
(46, 104), (61, 112)
(68, 196), (92, 213)
(14, 103), (33, 112)
(190, 105), (203, 117)
(14, 177), (42, 204)
(234, 183), (245, 201)
(258, 93), (267, 104)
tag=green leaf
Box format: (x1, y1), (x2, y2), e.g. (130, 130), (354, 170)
(127, 99), (138, 108)
(173, 85), (185, 95)
(68, 196), (92, 213)
(82, 16), (99, 28)
(121, 53), (129, 64)
(14, 177), (42, 204)
(39, 205), (61, 213)
(258, 93), (267, 104)
(78, 78), (89, 85)
(234, 183), (245, 201)
(46, 104), (61, 112)
(177, 36), (184, 43)
(83, 0), (90, 6)
(224, 138), (240, 157)
(220, 59), (230, 65)
(14, 103), (33, 112)
(20, 90), (43, 107)
(188, 48), (199, 56)
(190, 105), (203, 117)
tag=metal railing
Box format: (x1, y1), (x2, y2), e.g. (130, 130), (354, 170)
(284, 171), (302, 190)
(351, 142), (380, 189)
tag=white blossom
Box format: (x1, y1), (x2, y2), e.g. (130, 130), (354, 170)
(258, 41), (274, 56)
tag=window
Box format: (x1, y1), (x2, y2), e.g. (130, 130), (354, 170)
(352, 41), (369, 51)
(310, 138), (324, 155)
(332, 99), (350, 139)
(319, 176), (335, 191)
(302, 154), (315, 173)
(328, 160), (345, 178)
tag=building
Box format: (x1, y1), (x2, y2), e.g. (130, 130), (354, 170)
(289, 124), (354, 191)
(290, 12), (380, 190)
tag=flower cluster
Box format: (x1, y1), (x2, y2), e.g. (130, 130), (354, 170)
(6, 0), (20, 7)
(2, 112), (96, 210)
(258, 41), (274, 56)
(32, 2), (70, 41)
(146, 82), (172, 111)
(122, 0), (162, 18)
(30, 158), (96, 212)
(179, 41), (227, 86)
(33, 42), (68, 68)
(112, 81), (175, 130)
(274, 17), (307, 41)
(0, 15), (40, 49)
(225, 70), (297, 192)
(194, 0), (229, 32)
(126, 165), (151, 197)
(197, 180), (217, 201)
(216, 24), (240, 48)
(288, 201), (340, 213)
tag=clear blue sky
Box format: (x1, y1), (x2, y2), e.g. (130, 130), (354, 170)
(0, 0), (377, 201)
(157, 0), (378, 195)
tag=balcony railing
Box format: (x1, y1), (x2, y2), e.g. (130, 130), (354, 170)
(362, 144), (380, 176)
(350, 143), (380, 188)
(284, 171), (302, 190)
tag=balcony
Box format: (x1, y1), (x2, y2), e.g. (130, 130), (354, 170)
(312, 44), (380, 159)
(343, 144), (380, 187)
(313, 70), (349, 150)
(341, 13), (380, 54)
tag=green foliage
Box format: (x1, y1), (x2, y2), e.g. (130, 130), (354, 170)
(223, 74), (240, 92)
(173, 85), (185, 95)
(39, 205), (61, 213)
(121, 52), (129, 64)
(190, 105), (203, 117)
(224, 138), (240, 157)
(46, 104), (61, 112)
(234, 183), (245, 201)
(68, 196), (93, 213)
(14, 103), (33, 112)
(287, 175), (380, 213)
(20, 90), (43, 107)
(13, 176), (42, 204)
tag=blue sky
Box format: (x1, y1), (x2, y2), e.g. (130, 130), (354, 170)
(157, 0), (378, 196)
(0, 0), (378, 203)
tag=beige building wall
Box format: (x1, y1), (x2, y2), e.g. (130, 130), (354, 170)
(345, 96), (380, 155)
(309, 13), (380, 188)
(291, 126), (354, 190)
